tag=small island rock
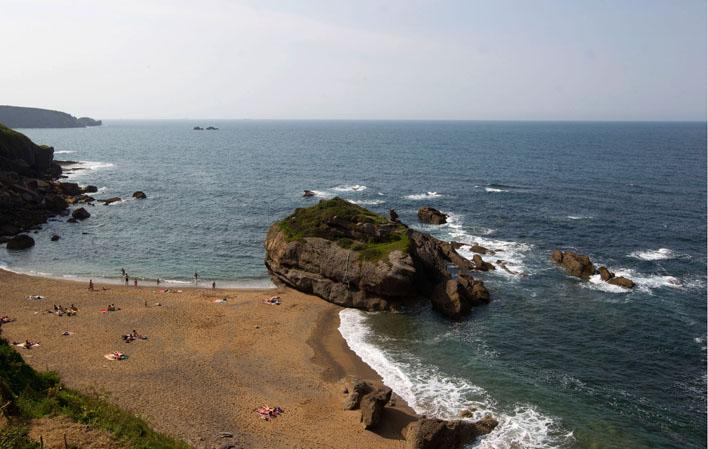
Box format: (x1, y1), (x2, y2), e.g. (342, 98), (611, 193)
(132, 191), (147, 199)
(6, 234), (35, 250)
(418, 207), (448, 225)
(71, 207), (90, 220)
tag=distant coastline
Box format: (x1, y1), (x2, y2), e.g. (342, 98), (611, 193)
(0, 105), (101, 128)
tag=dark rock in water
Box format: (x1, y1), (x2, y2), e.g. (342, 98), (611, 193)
(360, 386), (392, 429)
(206, 126), (218, 130)
(82, 185), (98, 193)
(450, 241), (465, 250)
(405, 416), (498, 449)
(469, 243), (493, 255)
(303, 190), (315, 197)
(6, 234), (35, 250)
(44, 194), (68, 211)
(71, 207), (90, 220)
(264, 198), (491, 319)
(193, 126), (204, 130)
(598, 266), (615, 281)
(50, 234), (60, 241)
(550, 250), (595, 279)
(60, 182), (81, 196)
(607, 276), (635, 289)
(431, 274), (490, 319)
(67, 218), (77, 223)
(101, 197), (121, 205)
(389, 208), (400, 223)
(418, 207), (448, 225)
(132, 191), (147, 199)
(472, 254), (495, 271)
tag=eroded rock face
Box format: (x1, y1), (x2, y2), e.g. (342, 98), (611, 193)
(265, 198), (491, 319)
(598, 266), (615, 281)
(404, 416), (498, 449)
(607, 276), (635, 289)
(550, 250), (595, 279)
(418, 207), (448, 225)
(360, 386), (392, 429)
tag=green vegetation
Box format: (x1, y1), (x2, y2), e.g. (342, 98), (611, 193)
(0, 333), (191, 449)
(278, 197), (410, 261)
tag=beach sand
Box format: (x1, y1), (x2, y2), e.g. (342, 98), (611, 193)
(0, 269), (416, 449)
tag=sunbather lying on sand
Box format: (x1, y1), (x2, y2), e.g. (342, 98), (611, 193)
(0, 316), (15, 324)
(263, 296), (281, 305)
(14, 339), (40, 349)
(256, 405), (285, 421)
(122, 329), (148, 343)
(213, 298), (228, 304)
(104, 351), (128, 361)
(26, 295), (45, 300)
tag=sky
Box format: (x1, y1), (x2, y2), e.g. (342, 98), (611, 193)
(1, 0), (706, 120)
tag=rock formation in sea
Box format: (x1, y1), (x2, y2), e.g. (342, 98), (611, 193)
(417, 206), (448, 224)
(0, 122), (94, 246)
(551, 249), (635, 288)
(264, 197), (490, 319)
(0, 105), (101, 128)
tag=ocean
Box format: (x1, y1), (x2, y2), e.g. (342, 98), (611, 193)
(3, 120), (706, 448)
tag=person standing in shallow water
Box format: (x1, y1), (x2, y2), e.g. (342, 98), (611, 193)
(212, 281), (216, 289)
(134, 279), (138, 288)
(194, 272), (199, 285)
(156, 277), (160, 286)
(124, 275), (129, 286)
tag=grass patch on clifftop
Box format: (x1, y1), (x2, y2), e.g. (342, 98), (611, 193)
(278, 197), (410, 261)
(0, 334), (191, 449)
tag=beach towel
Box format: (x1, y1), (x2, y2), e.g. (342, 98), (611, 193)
(104, 352), (128, 361)
(14, 342), (40, 349)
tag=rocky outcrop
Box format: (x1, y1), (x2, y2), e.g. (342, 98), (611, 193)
(101, 197), (121, 205)
(550, 250), (595, 279)
(404, 416), (498, 449)
(360, 386), (392, 429)
(71, 207), (90, 220)
(265, 198), (491, 319)
(6, 234), (35, 250)
(0, 105), (101, 128)
(472, 254), (495, 271)
(553, 251), (635, 289)
(418, 207), (448, 225)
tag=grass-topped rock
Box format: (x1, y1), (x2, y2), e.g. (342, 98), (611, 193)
(265, 198), (492, 318)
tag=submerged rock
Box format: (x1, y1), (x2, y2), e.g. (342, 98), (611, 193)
(6, 234), (35, 250)
(405, 416), (498, 449)
(418, 207), (448, 225)
(265, 198), (491, 319)
(132, 191), (147, 199)
(101, 196), (121, 205)
(607, 276), (635, 289)
(71, 207), (90, 220)
(50, 234), (60, 241)
(303, 190), (315, 197)
(550, 250), (595, 279)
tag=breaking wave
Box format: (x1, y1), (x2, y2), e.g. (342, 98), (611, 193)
(405, 191), (442, 200)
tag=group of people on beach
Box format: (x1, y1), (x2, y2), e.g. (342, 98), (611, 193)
(85, 268), (218, 289)
(48, 304), (78, 317)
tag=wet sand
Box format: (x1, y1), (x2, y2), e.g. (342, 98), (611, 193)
(0, 269), (415, 449)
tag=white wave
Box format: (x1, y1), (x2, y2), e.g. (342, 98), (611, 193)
(309, 190), (334, 199)
(485, 187), (507, 193)
(351, 199), (386, 206)
(584, 267), (683, 294)
(405, 191), (442, 200)
(567, 215), (592, 220)
(628, 248), (677, 261)
(63, 161), (114, 179)
(96, 186), (108, 193)
(332, 184), (367, 192)
(445, 214), (532, 277)
(54, 150), (75, 154)
(339, 309), (569, 449)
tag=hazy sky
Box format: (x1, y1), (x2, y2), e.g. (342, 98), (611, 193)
(2, 0), (706, 120)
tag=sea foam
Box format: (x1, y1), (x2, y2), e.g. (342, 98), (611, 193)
(405, 191), (442, 200)
(332, 184), (367, 192)
(628, 248), (677, 261)
(338, 309), (570, 449)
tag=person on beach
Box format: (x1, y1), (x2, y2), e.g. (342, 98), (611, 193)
(121, 268), (126, 276)
(134, 279), (138, 288)
(88, 279), (94, 291)
(124, 275), (129, 286)
(156, 277), (160, 286)
(194, 272), (199, 284)
(212, 281), (216, 289)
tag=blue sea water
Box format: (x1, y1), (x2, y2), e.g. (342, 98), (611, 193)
(3, 120), (706, 448)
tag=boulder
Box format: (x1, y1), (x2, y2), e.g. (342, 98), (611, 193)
(607, 276), (635, 289)
(418, 207), (448, 225)
(6, 234), (35, 250)
(469, 243), (492, 255)
(550, 250), (595, 279)
(389, 209), (400, 223)
(59, 182), (81, 196)
(359, 386), (392, 429)
(50, 234), (60, 241)
(405, 416), (498, 449)
(44, 194), (68, 211)
(303, 190), (315, 197)
(598, 266), (615, 281)
(265, 198), (492, 319)
(132, 191), (147, 199)
(71, 207), (90, 220)
(102, 197), (121, 205)
(472, 254), (495, 271)
(342, 378), (373, 410)
(82, 185), (98, 193)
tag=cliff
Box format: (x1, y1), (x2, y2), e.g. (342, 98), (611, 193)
(0, 105), (101, 128)
(264, 198), (491, 319)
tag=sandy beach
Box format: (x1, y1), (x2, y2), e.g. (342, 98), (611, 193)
(0, 269), (416, 449)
